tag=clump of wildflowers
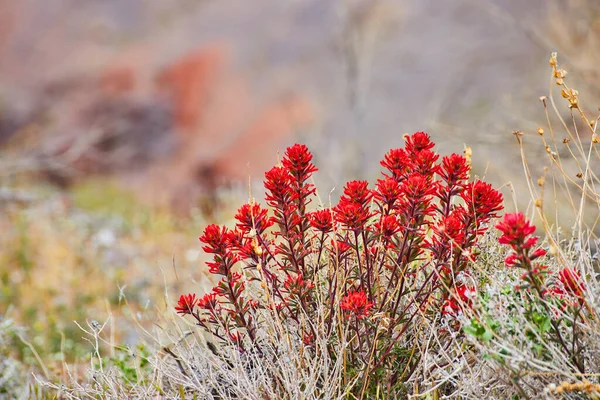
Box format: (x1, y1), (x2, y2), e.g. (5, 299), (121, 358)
(177, 132), (504, 395)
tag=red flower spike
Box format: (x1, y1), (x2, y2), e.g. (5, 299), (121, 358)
(175, 294), (197, 315)
(381, 148), (412, 181)
(438, 154), (470, 188)
(234, 202), (273, 235)
(199, 224), (231, 254)
(264, 166), (293, 204)
(228, 229), (255, 260)
(282, 144), (318, 182)
(462, 180), (503, 220)
(340, 290), (373, 319)
(398, 173), (437, 217)
(376, 215), (402, 238)
(496, 212), (536, 248)
(374, 177), (402, 210)
(309, 209), (334, 233)
(334, 201), (370, 231)
(410, 149), (439, 177)
(559, 268), (586, 299)
(432, 212), (466, 248)
(197, 293), (219, 310)
(340, 180), (372, 207)
(404, 131), (435, 154)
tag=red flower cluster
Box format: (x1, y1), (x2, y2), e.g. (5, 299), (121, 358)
(309, 209), (334, 233)
(341, 290), (373, 319)
(334, 181), (373, 231)
(495, 213), (585, 305)
(496, 213), (547, 270)
(175, 294), (197, 315)
(284, 273), (315, 298)
(497, 213), (544, 268)
(558, 268), (586, 300)
(496, 212), (538, 250)
(234, 202), (273, 235)
(442, 285), (476, 315)
(438, 154), (470, 192)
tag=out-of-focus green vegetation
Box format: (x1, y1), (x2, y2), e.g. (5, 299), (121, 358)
(0, 178), (214, 385)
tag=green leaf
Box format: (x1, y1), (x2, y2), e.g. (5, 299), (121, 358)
(464, 318), (494, 342)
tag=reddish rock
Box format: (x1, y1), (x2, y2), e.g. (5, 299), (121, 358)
(99, 66), (136, 96)
(156, 44), (229, 134)
(213, 94), (316, 181)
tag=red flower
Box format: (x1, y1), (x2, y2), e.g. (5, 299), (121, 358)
(410, 149), (439, 177)
(197, 293), (219, 310)
(309, 209), (334, 233)
(334, 201), (370, 231)
(332, 240), (352, 255)
(531, 247), (547, 259)
(431, 212), (466, 247)
(558, 268), (585, 299)
(175, 294), (197, 315)
(398, 173), (437, 218)
(199, 224), (231, 254)
(376, 215), (401, 238)
(264, 166), (293, 205)
(438, 154), (470, 189)
(282, 144), (318, 183)
(441, 298), (460, 315)
(496, 212), (536, 249)
(228, 229), (255, 260)
(462, 180), (503, 220)
(340, 180), (372, 207)
(200, 225), (238, 275)
(504, 253), (519, 267)
(404, 131), (435, 154)
(340, 290), (373, 319)
(456, 285), (476, 303)
(234, 202), (273, 235)
(284, 274), (315, 297)
(381, 148), (411, 181)
(374, 177), (402, 210)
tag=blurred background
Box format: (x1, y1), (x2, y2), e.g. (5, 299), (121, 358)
(3, 0), (600, 205)
(1, 0), (599, 384)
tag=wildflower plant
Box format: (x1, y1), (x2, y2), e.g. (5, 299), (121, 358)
(176, 132), (503, 396)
